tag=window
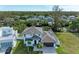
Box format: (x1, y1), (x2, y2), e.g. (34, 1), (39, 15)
(1, 42), (12, 48)
(39, 40), (41, 42)
(39, 34), (40, 36)
(28, 41), (31, 44)
(2, 29), (12, 36)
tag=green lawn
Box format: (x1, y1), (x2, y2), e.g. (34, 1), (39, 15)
(56, 32), (79, 54)
(12, 40), (42, 54)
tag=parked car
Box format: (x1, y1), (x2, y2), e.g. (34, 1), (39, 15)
(5, 47), (12, 54)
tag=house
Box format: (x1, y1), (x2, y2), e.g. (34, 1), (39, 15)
(68, 15), (76, 21)
(0, 27), (17, 52)
(14, 15), (20, 20)
(38, 15), (45, 19)
(27, 18), (40, 21)
(27, 16), (40, 21)
(45, 16), (54, 25)
(26, 16), (54, 25)
(22, 26), (59, 47)
(22, 27), (43, 46)
(4, 18), (14, 22)
(24, 34), (41, 46)
(61, 15), (68, 20)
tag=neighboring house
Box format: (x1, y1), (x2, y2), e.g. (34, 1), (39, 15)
(21, 15), (29, 18)
(68, 15), (76, 21)
(45, 16), (54, 25)
(22, 26), (59, 47)
(27, 16), (40, 21)
(4, 18), (14, 22)
(0, 27), (17, 52)
(14, 15), (20, 20)
(61, 15), (68, 20)
(38, 15), (45, 19)
(27, 18), (40, 21)
(27, 16), (54, 25)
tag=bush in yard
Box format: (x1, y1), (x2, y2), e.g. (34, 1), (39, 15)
(43, 26), (51, 31)
(37, 43), (43, 48)
(27, 46), (33, 52)
(56, 44), (60, 47)
(33, 51), (43, 54)
(56, 47), (67, 54)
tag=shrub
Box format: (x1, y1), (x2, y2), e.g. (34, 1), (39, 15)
(33, 51), (43, 54)
(56, 44), (60, 47)
(43, 26), (51, 31)
(37, 43), (43, 48)
(56, 47), (66, 54)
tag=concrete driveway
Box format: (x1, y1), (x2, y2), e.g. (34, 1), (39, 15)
(42, 47), (56, 54)
(34, 46), (56, 54)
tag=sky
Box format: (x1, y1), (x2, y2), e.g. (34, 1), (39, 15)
(0, 5), (79, 11)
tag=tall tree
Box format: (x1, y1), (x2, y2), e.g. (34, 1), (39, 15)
(69, 18), (79, 32)
(52, 5), (63, 31)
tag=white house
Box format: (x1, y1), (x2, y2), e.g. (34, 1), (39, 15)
(23, 27), (43, 46)
(0, 27), (17, 52)
(45, 16), (54, 25)
(24, 34), (41, 46)
(68, 15), (76, 21)
(61, 15), (68, 20)
(22, 27), (60, 47)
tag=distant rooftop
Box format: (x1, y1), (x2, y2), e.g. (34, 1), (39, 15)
(0, 35), (15, 41)
(0, 26), (16, 41)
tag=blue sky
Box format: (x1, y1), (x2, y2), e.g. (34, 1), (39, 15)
(0, 5), (79, 11)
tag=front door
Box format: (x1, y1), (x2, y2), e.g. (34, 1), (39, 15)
(34, 40), (37, 45)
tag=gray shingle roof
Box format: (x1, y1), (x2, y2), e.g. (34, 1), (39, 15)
(22, 27), (59, 44)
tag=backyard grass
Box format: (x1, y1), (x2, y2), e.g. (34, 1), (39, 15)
(56, 32), (79, 54)
(12, 40), (42, 54)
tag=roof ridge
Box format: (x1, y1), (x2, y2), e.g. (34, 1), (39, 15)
(22, 26), (43, 34)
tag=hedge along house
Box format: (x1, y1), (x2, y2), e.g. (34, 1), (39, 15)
(0, 27), (17, 52)
(22, 26), (59, 47)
